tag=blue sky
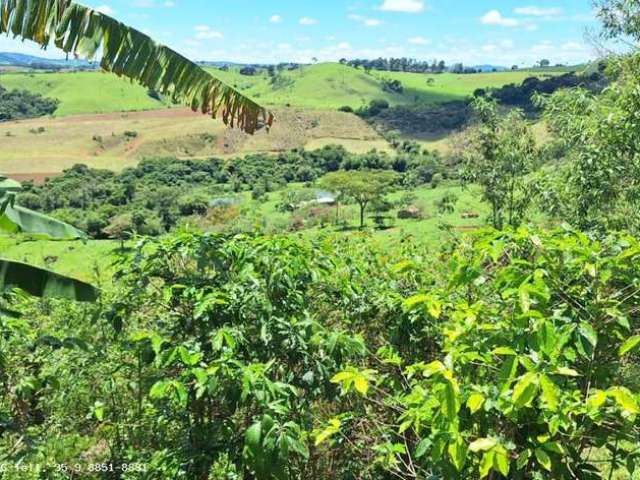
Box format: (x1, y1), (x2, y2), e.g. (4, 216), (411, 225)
(0, 1), (602, 66)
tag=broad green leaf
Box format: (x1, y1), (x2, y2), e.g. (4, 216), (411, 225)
(516, 449), (532, 470)
(245, 422), (262, 451)
(442, 378), (460, 419)
(534, 448), (552, 472)
(415, 438), (431, 459)
(448, 437), (467, 472)
(608, 387), (640, 414)
(512, 372), (539, 408)
(555, 367), (580, 377)
(314, 418), (341, 446)
(492, 347), (517, 356)
(587, 389), (608, 409)
(330, 371), (353, 383)
(0, 258), (98, 302)
(353, 375), (369, 396)
(427, 299), (442, 319)
(493, 446), (510, 477)
(619, 335), (640, 356)
(469, 438), (497, 452)
(1, 203), (85, 239)
(540, 374), (559, 411)
(479, 450), (495, 479)
(467, 392), (485, 414)
(578, 322), (598, 348)
(403, 294), (429, 309)
(422, 360), (446, 377)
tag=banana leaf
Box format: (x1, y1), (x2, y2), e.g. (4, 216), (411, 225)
(0, 202), (85, 239)
(0, 258), (98, 301)
(0, 0), (272, 133)
(0, 175), (22, 194)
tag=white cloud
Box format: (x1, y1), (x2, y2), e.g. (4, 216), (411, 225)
(408, 36), (431, 45)
(348, 14), (383, 27)
(481, 10), (520, 27)
(299, 17), (318, 25)
(270, 15), (282, 24)
(514, 6), (562, 17)
(337, 42), (351, 49)
(379, 0), (425, 13)
(95, 5), (114, 15)
(193, 25), (223, 40)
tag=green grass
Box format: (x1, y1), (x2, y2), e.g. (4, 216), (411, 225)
(0, 63), (564, 116)
(0, 184), (489, 282)
(0, 70), (165, 116)
(0, 235), (121, 283)
(212, 63), (564, 110)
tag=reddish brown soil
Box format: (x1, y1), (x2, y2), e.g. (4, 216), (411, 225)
(8, 173), (60, 185)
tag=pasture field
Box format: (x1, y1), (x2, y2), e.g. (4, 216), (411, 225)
(1, 62), (564, 115)
(0, 184), (487, 281)
(0, 234), (120, 282)
(0, 107), (389, 175)
(0, 70), (165, 116)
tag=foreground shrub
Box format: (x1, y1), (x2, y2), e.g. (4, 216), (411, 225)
(327, 227), (640, 479)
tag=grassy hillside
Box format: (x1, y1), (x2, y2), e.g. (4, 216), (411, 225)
(0, 107), (390, 175)
(0, 70), (165, 115)
(0, 63), (562, 116)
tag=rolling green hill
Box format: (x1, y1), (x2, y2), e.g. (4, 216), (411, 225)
(0, 70), (164, 116)
(0, 62), (563, 116)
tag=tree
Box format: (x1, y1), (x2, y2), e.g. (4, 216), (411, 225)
(461, 98), (537, 229)
(0, 0), (271, 133)
(596, 0), (640, 40)
(320, 171), (397, 228)
(539, 59), (551, 68)
(536, 54), (640, 232)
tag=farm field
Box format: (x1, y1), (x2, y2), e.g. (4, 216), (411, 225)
(0, 62), (565, 115)
(0, 106), (389, 175)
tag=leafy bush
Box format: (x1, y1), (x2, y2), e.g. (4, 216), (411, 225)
(0, 85), (58, 121)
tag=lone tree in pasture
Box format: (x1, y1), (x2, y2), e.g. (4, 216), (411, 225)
(461, 97), (537, 230)
(320, 170), (397, 229)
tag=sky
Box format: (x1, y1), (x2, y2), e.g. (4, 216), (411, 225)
(0, 1), (604, 66)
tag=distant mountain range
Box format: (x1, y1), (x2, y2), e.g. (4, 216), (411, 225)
(0, 52), (96, 69)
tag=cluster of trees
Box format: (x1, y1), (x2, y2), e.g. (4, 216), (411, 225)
(0, 85), (59, 121)
(476, 71), (608, 113)
(18, 146), (445, 238)
(341, 57), (448, 73)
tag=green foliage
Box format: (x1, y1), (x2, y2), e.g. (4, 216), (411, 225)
(536, 53), (640, 234)
(19, 148), (443, 238)
(0, 85), (58, 121)
(462, 97), (537, 229)
(320, 170), (398, 228)
(322, 227), (640, 479)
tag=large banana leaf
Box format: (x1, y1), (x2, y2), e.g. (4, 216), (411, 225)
(0, 258), (98, 301)
(1, 183), (84, 238)
(0, 175), (22, 193)
(0, 202), (85, 239)
(0, 0), (272, 133)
